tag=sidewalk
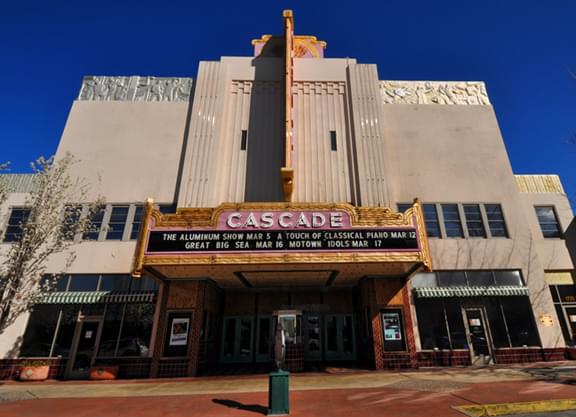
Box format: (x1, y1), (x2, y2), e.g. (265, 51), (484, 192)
(1, 362), (576, 416)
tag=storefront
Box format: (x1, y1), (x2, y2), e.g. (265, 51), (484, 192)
(412, 271), (540, 365)
(131, 200), (431, 375)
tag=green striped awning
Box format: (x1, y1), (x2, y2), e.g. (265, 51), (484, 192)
(414, 286), (529, 298)
(39, 291), (156, 304)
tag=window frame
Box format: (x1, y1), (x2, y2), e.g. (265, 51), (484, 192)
(483, 203), (509, 239)
(2, 207), (31, 242)
(105, 205), (130, 241)
(462, 204), (487, 238)
(534, 205), (563, 239)
(396, 202), (510, 240)
(440, 203), (464, 238)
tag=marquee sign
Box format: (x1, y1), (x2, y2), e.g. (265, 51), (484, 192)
(132, 201), (432, 277)
(146, 209), (418, 254)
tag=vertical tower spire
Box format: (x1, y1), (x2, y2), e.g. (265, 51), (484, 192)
(281, 9), (295, 202)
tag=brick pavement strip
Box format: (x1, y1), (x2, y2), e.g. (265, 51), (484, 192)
(1, 363), (576, 417)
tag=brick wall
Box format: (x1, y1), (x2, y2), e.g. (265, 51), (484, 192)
(417, 350), (471, 367)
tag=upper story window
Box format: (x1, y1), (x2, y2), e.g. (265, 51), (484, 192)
(398, 203), (440, 238)
(535, 206), (562, 238)
(397, 202), (509, 239)
(106, 205), (129, 240)
(130, 205), (145, 240)
(82, 206), (105, 240)
(463, 204), (486, 238)
(441, 204), (464, 238)
(61, 204), (82, 241)
(485, 204), (508, 238)
(3, 208), (31, 242)
(4, 202), (155, 244)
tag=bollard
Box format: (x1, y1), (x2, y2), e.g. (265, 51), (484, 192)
(268, 370), (290, 415)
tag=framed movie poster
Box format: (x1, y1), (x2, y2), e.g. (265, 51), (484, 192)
(163, 311), (192, 357)
(382, 313), (402, 341)
(381, 309), (406, 352)
(170, 318), (190, 346)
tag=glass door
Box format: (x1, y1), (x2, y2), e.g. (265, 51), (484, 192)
(66, 318), (103, 379)
(255, 315), (273, 362)
(304, 314), (322, 361)
(464, 308), (493, 365)
(564, 307), (576, 344)
(220, 316), (254, 363)
(324, 314), (356, 361)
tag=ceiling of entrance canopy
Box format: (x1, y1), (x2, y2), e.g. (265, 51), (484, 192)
(145, 261), (422, 289)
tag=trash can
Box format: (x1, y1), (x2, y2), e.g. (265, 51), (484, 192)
(268, 370), (290, 415)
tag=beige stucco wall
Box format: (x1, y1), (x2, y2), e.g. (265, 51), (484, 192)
(55, 100), (189, 203)
(380, 103), (569, 348)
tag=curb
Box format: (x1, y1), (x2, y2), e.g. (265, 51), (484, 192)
(454, 399), (576, 416)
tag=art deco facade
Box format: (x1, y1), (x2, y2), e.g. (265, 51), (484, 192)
(0, 11), (575, 379)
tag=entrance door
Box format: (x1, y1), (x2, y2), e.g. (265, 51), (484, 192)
(324, 314), (356, 361)
(564, 307), (576, 343)
(220, 316), (254, 363)
(66, 318), (103, 379)
(464, 308), (493, 365)
(255, 315), (273, 362)
(304, 314), (322, 361)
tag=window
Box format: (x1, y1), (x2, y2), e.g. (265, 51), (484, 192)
(494, 270), (523, 286)
(441, 204), (464, 238)
(400, 202), (508, 240)
(3, 207), (30, 242)
(500, 297), (540, 347)
(52, 305), (81, 358)
(240, 130), (248, 150)
(397, 203), (411, 213)
(61, 204), (82, 241)
(130, 275), (159, 292)
(18, 275), (159, 359)
(106, 205), (129, 240)
(423, 204), (441, 237)
(82, 206), (105, 240)
(97, 304), (124, 357)
(466, 271), (495, 286)
(130, 205), (145, 240)
(330, 131), (337, 151)
(535, 206), (562, 238)
(413, 270), (535, 350)
(397, 203), (441, 237)
(19, 305), (61, 357)
(485, 204), (508, 237)
(68, 274), (100, 292)
(463, 204), (486, 238)
(415, 299), (450, 349)
(158, 204), (176, 214)
(437, 271), (467, 286)
(99, 274), (131, 292)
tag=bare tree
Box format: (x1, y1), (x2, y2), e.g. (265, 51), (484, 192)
(0, 162), (9, 209)
(0, 153), (103, 335)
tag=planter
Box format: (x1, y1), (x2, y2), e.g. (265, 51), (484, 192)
(19, 365), (50, 381)
(89, 365), (119, 380)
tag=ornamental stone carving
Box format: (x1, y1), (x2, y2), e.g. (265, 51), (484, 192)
(380, 81), (490, 105)
(78, 76), (193, 102)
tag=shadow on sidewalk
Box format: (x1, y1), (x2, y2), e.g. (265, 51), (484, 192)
(212, 399), (267, 415)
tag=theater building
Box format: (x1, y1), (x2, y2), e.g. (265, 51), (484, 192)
(1, 11), (575, 379)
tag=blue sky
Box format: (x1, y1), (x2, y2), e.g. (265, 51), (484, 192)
(1, 0), (575, 201)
